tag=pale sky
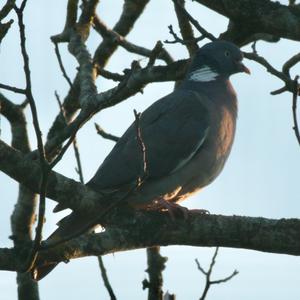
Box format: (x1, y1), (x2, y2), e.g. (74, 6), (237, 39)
(1, 1), (300, 299)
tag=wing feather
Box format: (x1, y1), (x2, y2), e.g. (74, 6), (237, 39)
(87, 89), (209, 190)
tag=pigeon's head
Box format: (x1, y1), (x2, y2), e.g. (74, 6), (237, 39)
(188, 41), (250, 82)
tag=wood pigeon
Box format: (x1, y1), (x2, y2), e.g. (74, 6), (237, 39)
(32, 40), (250, 280)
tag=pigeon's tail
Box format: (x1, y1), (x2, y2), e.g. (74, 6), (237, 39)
(31, 211), (99, 281)
(32, 185), (135, 281)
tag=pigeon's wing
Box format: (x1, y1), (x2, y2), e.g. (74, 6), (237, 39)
(87, 89), (210, 190)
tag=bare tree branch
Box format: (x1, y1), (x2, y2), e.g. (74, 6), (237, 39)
(97, 256), (117, 300)
(292, 76), (300, 147)
(30, 213), (300, 269)
(194, 0), (300, 44)
(93, 16), (173, 65)
(44, 59), (188, 158)
(94, 123), (119, 142)
(282, 52), (300, 77)
(173, 0), (200, 56)
(53, 42), (73, 88)
(0, 0), (15, 20)
(55, 92), (84, 183)
(172, 0), (217, 42)
(195, 248), (238, 300)
(0, 83), (26, 94)
(143, 247), (167, 300)
(96, 68), (125, 82)
(45, 0), (151, 162)
(14, 1), (49, 273)
(243, 51), (295, 95)
(93, 0), (150, 67)
(0, 93), (39, 299)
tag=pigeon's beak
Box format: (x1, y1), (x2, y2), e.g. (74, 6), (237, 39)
(236, 60), (251, 74)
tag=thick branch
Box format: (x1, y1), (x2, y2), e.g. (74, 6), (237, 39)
(143, 247), (166, 300)
(93, 16), (173, 65)
(33, 213), (300, 268)
(173, 0), (199, 56)
(0, 139), (101, 212)
(195, 0), (300, 44)
(45, 0), (150, 159)
(93, 0), (150, 66)
(0, 93), (39, 299)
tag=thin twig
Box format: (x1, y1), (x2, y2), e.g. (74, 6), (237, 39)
(93, 15), (173, 65)
(133, 109), (147, 185)
(173, 0), (199, 56)
(97, 68), (125, 82)
(243, 51), (294, 95)
(164, 24), (204, 46)
(0, 83), (26, 94)
(282, 52), (300, 77)
(292, 76), (300, 147)
(55, 91), (84, 182)
(49, 128), (79, 168)
(172, 0), (217, 41)
(94, 123), (119, 142)
(97, 256), (117, 300)
(72, 138), (84, 183)
(14, 1), (49, 273)
(195, 248), (238, 300)
(53, 42), (73, 88)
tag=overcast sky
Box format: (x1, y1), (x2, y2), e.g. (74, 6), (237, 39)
(1, 1), (300, 299)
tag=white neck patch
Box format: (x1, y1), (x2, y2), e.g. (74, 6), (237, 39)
(188, 65), (219, 82)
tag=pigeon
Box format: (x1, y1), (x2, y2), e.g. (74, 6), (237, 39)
(32, 40), (250, 280)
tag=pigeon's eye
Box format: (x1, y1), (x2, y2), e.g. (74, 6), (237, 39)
(224, 51), (230, 57)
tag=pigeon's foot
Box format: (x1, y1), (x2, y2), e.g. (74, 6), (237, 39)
(155, 198), (189, 220)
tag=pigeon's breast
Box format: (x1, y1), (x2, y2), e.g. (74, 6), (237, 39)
(173, 98), (237, 201)
(127, 98), (237, 206)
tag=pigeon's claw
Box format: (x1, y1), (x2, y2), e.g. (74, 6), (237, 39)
(155, 198), (189, 220)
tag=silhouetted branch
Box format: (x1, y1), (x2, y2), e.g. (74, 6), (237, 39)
(133, 109), (147, 184)
(92, 0), (151, 66)
(0, 0), (15, 20)
(0, 93), (39, 300)
(93, 16), (173, 65)
(0, 0), (15, 43)
(243, 51), (297, 95)
(28, 213), (300, 269)
(172, 0), (217, 42)
(195, 248), (238, 300)
(14, 1), (49, 273)
(283, 52), (300, 77)
(97, 68), (125, 82)
(0, 83), (26, 94)
(173, 0), (199, 56)
(94, 123), (119, 142)
(53, 42), (73, 88)
(164, 25), (204, 47)
(0, 19), (13, 43)
(45, 59), (188, 158)
(143, 247), (167, 300)
(292, 76), (300, 147)
(194, 0), (300, 43)
(97, 256), (117, 300)
(54, 91), (84, 183)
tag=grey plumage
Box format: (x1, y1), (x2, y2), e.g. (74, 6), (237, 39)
(32, 40), (249, 280)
